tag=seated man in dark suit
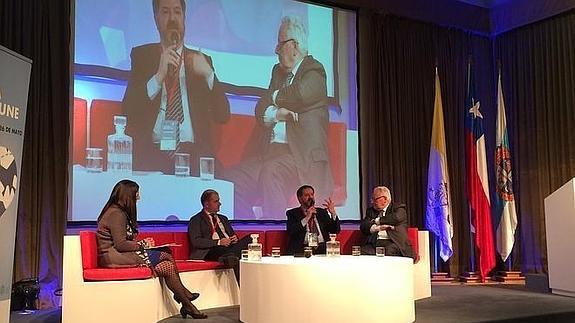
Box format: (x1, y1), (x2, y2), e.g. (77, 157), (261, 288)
(286, 185), (340, 255)
(187, 189), (250, 283)
(360, 186), (415, 259)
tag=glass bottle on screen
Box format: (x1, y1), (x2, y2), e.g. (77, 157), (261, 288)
(247, 233), (262, 261)
(326, 233), (340, 257)
(107, 115), (132, 173)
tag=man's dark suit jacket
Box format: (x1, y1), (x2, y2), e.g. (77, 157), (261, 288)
(360, 204), (415, 259)
(286, 207), (341, 255)
(187, 210), (235, 260)
(123, 43), (230, 174)
(248, 55), (333, 201)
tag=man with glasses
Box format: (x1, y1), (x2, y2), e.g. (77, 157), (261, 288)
(225, 15), (333, 220)
(360, 186), (415, 259)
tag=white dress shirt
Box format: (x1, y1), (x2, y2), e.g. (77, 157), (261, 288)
(146, 46), (215, 143)
(370, 207), (390, 239)
(262, 57), (304, 143)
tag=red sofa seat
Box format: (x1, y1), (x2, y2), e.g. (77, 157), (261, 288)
(80, 231), (153, 281)
(79, 228), (420, 281)
(72, 97), (87, 166)
(80, 231), (224, 281)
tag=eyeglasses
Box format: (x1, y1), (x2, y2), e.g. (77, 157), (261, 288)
(276, 38), (295, 49)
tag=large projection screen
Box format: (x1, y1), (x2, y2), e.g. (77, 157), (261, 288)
(70, 0), (358, 221)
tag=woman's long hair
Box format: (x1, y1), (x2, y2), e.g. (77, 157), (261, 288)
(97, 180), (139, 228)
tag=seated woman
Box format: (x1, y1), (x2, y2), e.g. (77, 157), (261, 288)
(96, 179), (207, 319)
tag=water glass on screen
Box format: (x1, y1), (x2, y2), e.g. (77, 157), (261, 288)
(174, 153), (190, 176)
(199, 157), (215, 180)
(160, 120), (178, 151)
(85, 148), (103, 173)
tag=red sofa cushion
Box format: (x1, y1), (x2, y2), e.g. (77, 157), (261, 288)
(264, 230), (289, 256)
(328, 122), (347, 204)
(79, 228), (421, 282)
(172, 232), (190, 261)
(214, 114), (256, 169)
(407, 227), (419, 259)
(80, 231), (154, 281)
(80, 231), (98, 270)
(175, 260), (227, 272)
(337, 230), (365, 255)
(83, 267), (153, 281)
(73, 97), (87, 166)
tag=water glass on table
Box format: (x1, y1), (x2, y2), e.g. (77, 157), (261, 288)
(352, 245), (361, 256)
(271, 247), (281, 257)
(307, 232), (318, 248)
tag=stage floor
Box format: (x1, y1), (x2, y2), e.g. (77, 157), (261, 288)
(10, 284), (575, 323)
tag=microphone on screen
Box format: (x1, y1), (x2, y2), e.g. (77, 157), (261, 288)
(309, 198), (317, 217)
(168, 30), (180, 75)
(170, 30), (180, 46)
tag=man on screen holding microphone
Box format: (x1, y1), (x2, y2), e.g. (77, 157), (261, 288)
(286, 185), (340, 255)
(123, 0), (229, 175)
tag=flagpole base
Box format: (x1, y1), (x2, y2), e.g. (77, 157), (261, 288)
(493, 271), (525, 283)
(459, 271), (483, 283)
(431, 272), (456, 284)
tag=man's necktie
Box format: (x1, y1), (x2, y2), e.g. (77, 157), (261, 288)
(308, 216), (317, 234)
(211, 214), (226, 239)
(283, 72), (294, 88)
(165, 62), (184, 154)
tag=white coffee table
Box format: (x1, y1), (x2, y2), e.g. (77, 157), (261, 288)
(240, 255), (415, 323)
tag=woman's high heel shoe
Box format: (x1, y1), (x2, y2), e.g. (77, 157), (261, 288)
(174, 292), (200, 303)
(180, 306), (207, 319)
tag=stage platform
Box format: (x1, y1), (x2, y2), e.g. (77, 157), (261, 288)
(10, 284), (575, 323)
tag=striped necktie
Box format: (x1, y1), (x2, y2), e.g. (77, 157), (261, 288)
(165, 62), (184, 155)
(284, 72), (294, 88)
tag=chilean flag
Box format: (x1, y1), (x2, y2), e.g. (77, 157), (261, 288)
(464, 62), (496, 281)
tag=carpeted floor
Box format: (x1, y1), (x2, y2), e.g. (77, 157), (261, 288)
(158, 284), (575, 323)
(415, 284), (575, 322)
(10, 284), (575, 322)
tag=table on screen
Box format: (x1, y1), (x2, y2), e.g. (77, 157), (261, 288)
(71, 165), (234, 221)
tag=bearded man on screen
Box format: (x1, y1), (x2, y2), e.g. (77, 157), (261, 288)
(123, 0), (229, 175)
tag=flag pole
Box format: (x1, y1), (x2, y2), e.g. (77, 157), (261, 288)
(427, 64), (455, 283)
(492, 64), (523, 283)
(433, 235), (439, 273)
(459, 57), (481, 283)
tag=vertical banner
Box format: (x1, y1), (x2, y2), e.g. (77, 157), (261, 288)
(0, 45), (31, 317)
